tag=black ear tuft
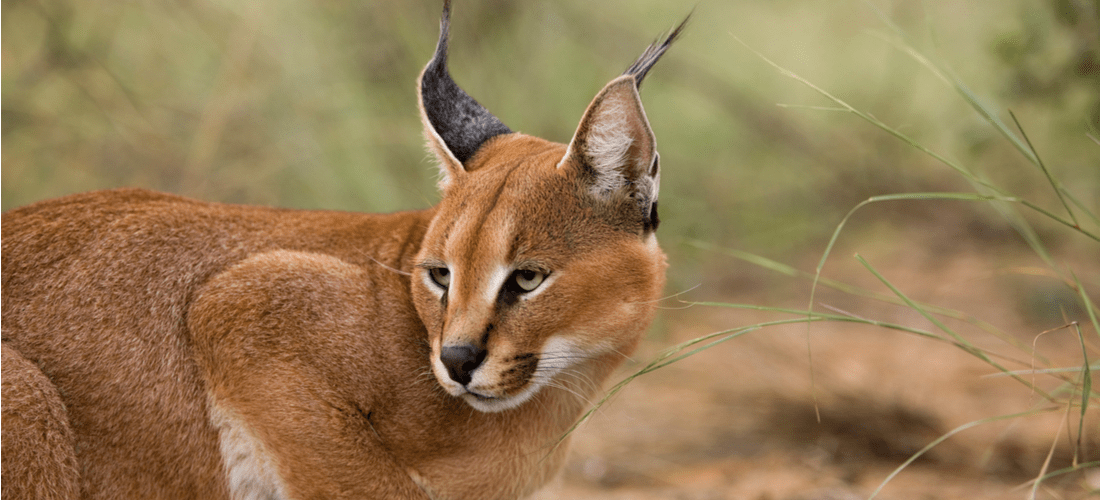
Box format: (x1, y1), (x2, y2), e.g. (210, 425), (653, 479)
(420, 0), (512, 165)
(622, 13), (690, 89)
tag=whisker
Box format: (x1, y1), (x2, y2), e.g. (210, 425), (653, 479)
(544, 381), (594, 406)
(535, 354), (600, 363)
(628, 283), (701, 305)
(601, 346), (637, 364)
(363, 254), (412, 276)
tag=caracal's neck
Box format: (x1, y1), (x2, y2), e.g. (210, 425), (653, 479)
(404, 351), (625, 499)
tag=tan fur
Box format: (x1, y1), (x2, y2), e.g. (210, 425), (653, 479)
(2, 345), (80, 500)
(2, 9), (672, 500)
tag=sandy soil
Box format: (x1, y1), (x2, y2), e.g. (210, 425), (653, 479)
(535, 233), (1098, 500)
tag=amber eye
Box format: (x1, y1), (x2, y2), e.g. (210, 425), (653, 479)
(513, 269), (545, 292)
(429, 267), (451, 289)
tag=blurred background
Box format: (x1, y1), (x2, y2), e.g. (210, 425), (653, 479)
(4, 0), (1099, 498)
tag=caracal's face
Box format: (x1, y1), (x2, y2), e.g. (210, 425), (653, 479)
(410, 134), (665, 413)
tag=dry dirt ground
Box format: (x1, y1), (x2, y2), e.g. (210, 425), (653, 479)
(535, 231), (1099, 500)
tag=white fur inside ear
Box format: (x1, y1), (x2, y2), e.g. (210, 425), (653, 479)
(649, 153), (661, 199)
(584, 98), (636, 196)
(559, 77), (658, 202)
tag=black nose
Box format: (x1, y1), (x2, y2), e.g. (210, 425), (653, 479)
(440, 344), (487, 386)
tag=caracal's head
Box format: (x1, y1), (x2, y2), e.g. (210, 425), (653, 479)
(411, 1), (683, 413)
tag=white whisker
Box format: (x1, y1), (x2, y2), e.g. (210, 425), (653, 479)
(629, 283), (701, 305)
(365, 254), (412, 276)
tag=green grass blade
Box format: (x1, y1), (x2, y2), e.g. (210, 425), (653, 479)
(684, 240), (803, 279)
(1074, 322), (1091, 466)
(1062, 188), (1100, 229)
(688, 240), (1057, 367)
(813, 193), (1010, 317)
(862, 12), (1040, 167)
(738, 33), (1099, 257)
(868, 409), (1059, 500)
(990, 364), (1100, 377)
(688, 301), (952, 341)
(1075, 272), (1100, 343)
(557, 320), (809, 446)
(855, 254), (1055, 402)
(866, 24), (1100, 237)
(987, 199), (1058, 265)
(1009, 111), (1078, 228)
(1014, 461), (1100, 490)
(733, 36), (990, 189)
(690, 301), (1042, 370)
(814, 194), (1005, 326)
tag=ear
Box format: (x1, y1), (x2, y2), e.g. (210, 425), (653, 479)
(558, 14), (687, 233)
(559, 76), (659, 204)
(418, 0), (512, 188)
(558, 15), (687, 232)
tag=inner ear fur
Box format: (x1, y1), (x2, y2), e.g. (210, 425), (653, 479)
(560, 76), (658, 204)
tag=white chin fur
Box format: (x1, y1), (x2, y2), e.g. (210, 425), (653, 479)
(460, 385), (540, 413)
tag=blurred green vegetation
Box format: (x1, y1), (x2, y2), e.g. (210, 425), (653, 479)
(3, 0), (1098, 285)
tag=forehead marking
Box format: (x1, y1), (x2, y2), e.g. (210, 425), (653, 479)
(449, 163), (525, 304)
(459, 163), (521, 249)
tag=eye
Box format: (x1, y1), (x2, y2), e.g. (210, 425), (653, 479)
(512, 269), (546, 292)
(429, 267), (451, 289)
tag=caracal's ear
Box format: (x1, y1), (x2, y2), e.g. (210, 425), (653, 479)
(558, 15), (689, 233)
(418, 0), (512, 189)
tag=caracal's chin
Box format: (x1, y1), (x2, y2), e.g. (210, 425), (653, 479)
(459, 382), (543, 413)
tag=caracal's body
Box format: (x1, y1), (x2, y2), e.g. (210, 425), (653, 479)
(1, 2), (684, 499)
